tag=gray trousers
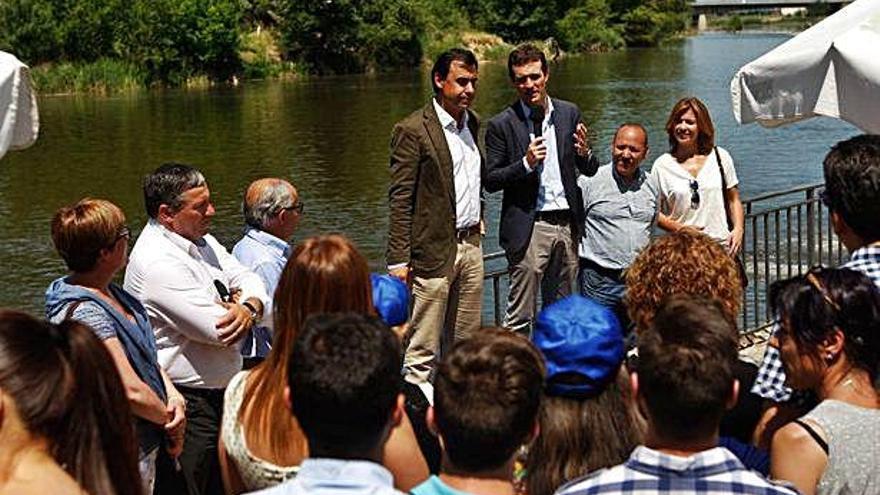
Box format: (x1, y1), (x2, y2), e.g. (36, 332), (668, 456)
(503, 219), (578, 335)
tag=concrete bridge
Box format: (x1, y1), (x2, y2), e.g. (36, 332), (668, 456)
(692, 0), (848, 12)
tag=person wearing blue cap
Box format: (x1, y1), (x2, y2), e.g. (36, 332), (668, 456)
(371, 273), (410, 336)
(526, 295), (642, 495)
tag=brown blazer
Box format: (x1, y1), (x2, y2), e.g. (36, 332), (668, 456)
(386, 101), (484, 278)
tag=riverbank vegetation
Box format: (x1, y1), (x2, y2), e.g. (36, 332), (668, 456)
(1, 0), (688, 93)
(712, 4), (838, 33)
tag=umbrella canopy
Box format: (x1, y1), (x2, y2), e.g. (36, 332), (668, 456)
(731, 0), (880, 133)
(0, 51), (39, 161)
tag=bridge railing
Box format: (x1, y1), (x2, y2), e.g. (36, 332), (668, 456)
(481, 182), (842, 346)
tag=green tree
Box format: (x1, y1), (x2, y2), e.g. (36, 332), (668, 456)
(556, 0), (624, 52)
(119, 0), (243, 84)
(279, 0), (423, 74)
(0, 0), (62, 64)
(619, 0), (687, 46)
(465, 0), (573, 43)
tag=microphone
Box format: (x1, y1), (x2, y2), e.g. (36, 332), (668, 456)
(214, 279), (232, 303)
(530, 106), (544, 139)
(530, 106), (544, 167)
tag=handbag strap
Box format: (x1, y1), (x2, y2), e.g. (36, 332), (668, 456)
(715, 146), (734, 231)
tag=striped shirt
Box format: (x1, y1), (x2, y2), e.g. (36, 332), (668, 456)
(555, 446), (798, 495)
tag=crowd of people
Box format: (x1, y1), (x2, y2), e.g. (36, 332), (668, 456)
(0, 44), (877, 495)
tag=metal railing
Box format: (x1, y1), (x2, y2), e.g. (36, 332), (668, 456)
(482, 182), (843, 345)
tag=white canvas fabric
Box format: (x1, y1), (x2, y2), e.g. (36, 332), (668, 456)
(0, 51), (39, 161)
(731, 0), (880, 133)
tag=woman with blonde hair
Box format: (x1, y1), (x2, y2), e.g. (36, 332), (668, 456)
(653, 97), (745, 264)
(220, 234), (428, 493)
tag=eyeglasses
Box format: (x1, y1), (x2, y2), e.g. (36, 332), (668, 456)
(805, 266), (841, 312)
(284, 202), (305, 215)
(106, 225), (130, 248)
(116, 225), (130, 241)
(690, 180), (700, 209)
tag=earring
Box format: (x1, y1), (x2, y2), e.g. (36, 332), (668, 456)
(826, 353), (834, 361)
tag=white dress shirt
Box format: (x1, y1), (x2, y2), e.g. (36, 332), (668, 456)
(521, 99), (569, 212)
(124, 219), (269, 389)
(432, 98), (481, 229)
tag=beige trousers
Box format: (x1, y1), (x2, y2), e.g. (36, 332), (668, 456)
(403, 233), (484, 384)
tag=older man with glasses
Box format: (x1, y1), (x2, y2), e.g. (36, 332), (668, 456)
(233, 177), (303, 369)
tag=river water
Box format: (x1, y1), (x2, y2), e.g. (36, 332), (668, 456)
(0, 32), (857, 316)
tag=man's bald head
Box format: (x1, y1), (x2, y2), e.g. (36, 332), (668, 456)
(243, 178), (299, 237)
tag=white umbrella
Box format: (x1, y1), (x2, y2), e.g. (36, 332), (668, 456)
(0, 51), (39, 161)
(731, 0), (880, 133)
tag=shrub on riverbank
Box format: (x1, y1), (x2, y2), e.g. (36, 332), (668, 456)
(30, 59), (146, 95)
(556, 0), (625, 52)
(0, 0), (245, 89)
(1, 0), (691, 92)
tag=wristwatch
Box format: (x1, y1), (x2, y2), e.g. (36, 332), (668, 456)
(242, 301), (262, 324)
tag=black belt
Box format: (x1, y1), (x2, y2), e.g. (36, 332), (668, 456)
(456, 224), (481, 242)
(580, 258), (624, 280)
(535, 209), (571, 225)
(175, 385), (225, 400)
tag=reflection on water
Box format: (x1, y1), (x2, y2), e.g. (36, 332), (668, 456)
(0, 33), (857, 315)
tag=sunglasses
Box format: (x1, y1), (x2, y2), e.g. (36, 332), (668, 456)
(805, 266), (841, 312)
(690, 180), (700, 209)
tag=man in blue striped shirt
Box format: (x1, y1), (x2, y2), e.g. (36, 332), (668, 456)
(557, 297), (796, 495)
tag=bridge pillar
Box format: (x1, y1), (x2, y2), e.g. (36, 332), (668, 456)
(697, 13), (708, 31)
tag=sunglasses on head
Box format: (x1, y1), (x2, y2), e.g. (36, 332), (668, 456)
(805, 266), (842, 313)
(690, 180), (700, 209)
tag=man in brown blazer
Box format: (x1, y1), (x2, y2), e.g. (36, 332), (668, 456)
(387, 48), (484, 384)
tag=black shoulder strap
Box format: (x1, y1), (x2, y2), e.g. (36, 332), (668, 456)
(793, 419), (829, 455)
(715, 146), (734, 231)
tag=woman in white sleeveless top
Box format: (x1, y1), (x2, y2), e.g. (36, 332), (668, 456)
(652, 97), (744, 256)
(219, 235), (428, 493)
(769, 268), (880, 495)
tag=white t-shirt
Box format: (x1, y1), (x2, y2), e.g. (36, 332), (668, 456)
(652, 146), (739, 243)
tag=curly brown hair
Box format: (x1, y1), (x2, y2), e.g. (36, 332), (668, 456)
(625, 229), (742, 332)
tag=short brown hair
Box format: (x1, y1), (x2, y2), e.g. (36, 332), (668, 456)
(51, 198), (126, 273)
(638, 296), (738, 441)
(507, 43), (547, 81)
(434, 328), (545, 472)
(625, 229), (741, 332)
(665, 97), (715, 155)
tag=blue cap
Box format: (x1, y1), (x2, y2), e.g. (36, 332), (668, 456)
(370, 273), (409, 327)
(533, 295), (624, 399)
